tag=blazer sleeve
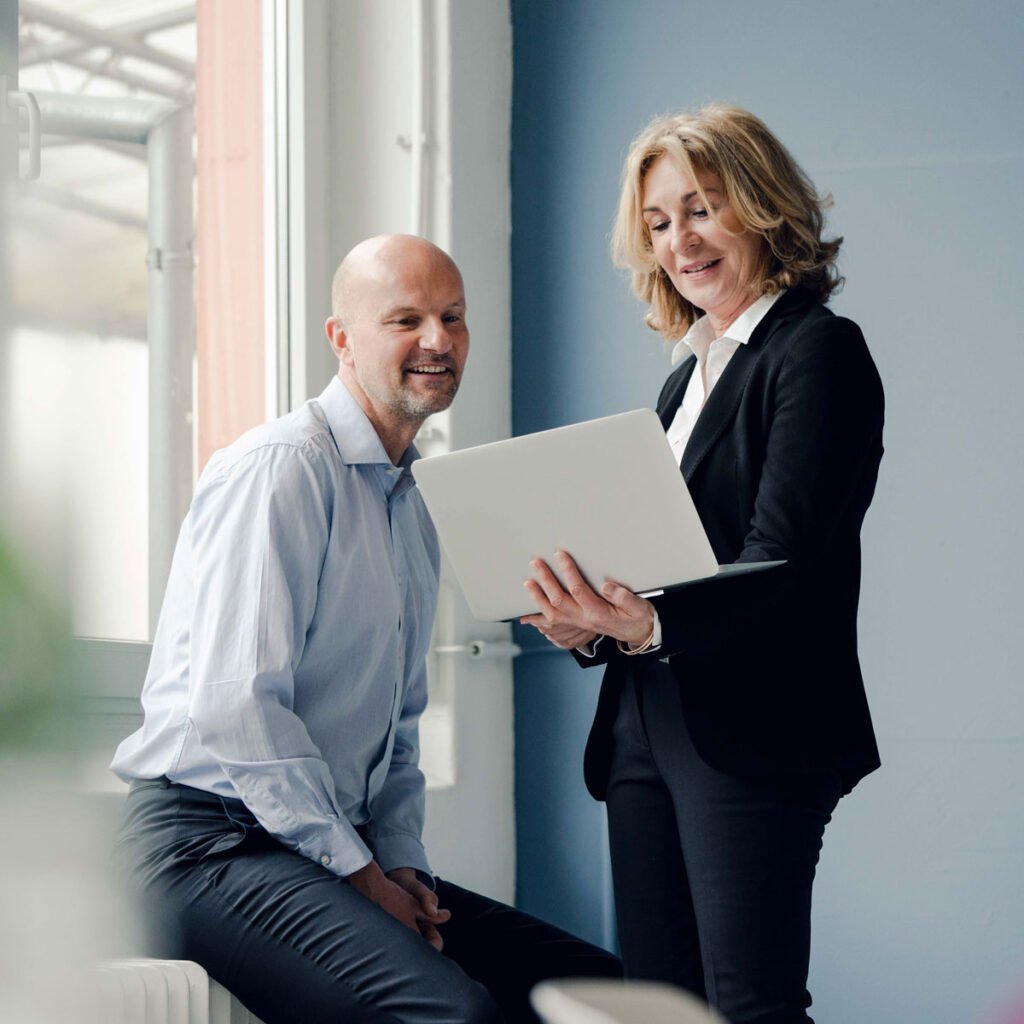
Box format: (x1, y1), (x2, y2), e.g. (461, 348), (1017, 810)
(651, 314), (884, 662)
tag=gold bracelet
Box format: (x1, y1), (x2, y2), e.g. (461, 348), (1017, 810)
(616, 623), (656, 656)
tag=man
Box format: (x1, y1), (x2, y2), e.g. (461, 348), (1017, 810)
(112, 235), (620, 1024)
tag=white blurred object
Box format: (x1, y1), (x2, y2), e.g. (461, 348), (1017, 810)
(84, 959), (265, 1024)
(531, 979), (727, 1024)
(0, 763), (139, 1024)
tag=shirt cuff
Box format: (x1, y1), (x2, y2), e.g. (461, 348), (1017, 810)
(298, 818), (373, 878)
(650, 608), (663, 650)
(621, 608), (663, 654)
(576, 635), (606, 658)
(368, 830), (433, 884)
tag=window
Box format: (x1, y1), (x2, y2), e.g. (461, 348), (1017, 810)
(9, 0), (270, 787)
(12, 1), (199, 645)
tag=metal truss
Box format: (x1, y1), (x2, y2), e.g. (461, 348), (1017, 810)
(19, 1), (195, 99)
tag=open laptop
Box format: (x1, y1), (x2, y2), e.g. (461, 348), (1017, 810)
(411, 409), (783, 622)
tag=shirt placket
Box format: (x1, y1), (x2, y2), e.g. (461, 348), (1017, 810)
(365, 467), (410, 799)
(387, 479), (408, 732)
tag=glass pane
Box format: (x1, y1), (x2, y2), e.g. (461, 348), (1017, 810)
(8, 1), (196, 642)
(8, 327), (148, 639)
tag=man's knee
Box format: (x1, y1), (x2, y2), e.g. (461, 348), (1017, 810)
(464, 996), (504, 1024)
(450, 983), (504, 1024)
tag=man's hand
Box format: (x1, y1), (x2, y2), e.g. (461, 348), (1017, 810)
(387, 867), (451, 951)
(347, 860), (448, 950)
(521, 551), (654, 648)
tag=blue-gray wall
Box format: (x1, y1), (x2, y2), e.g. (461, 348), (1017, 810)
(511, 2), (1024, 1022)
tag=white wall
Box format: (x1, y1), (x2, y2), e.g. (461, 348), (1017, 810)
(422, 0), (517, 903)
(296, 0), (516, 901)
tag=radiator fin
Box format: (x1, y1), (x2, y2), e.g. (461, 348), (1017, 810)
(90, 959), (264, 1024)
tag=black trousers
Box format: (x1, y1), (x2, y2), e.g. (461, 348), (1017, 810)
(605, 665), (841, 1024)
(119, 780), (620, 1024)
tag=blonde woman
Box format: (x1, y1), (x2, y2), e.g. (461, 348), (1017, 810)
(523, 106), (884, 1023)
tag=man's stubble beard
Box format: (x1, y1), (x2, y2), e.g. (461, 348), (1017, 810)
(368, 372), (460, 427)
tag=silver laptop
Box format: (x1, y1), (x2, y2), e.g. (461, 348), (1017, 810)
(411, 409), (783, 622)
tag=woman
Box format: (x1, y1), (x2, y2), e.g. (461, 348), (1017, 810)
(522, 105), (884, 1024)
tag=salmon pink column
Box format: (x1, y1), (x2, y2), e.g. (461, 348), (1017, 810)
(195, 0), (265, 471)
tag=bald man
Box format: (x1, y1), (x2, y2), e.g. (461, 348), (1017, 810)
(112, 236), (620, 1024)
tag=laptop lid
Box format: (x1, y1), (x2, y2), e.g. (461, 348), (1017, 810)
(411, 409), (721, 622)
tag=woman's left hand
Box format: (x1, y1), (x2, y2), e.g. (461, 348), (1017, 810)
(521, 551), (654, 648)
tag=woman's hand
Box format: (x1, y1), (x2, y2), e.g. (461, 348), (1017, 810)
(530, 620), (600, 651)
(520, 551), (654, 648)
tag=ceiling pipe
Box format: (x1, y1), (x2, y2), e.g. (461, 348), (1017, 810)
(409, 0), (433, 238)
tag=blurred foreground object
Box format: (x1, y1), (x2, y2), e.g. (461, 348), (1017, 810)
(0, 532), (137, 1022)
(0, 532), (73, 751)
(531, 979), (726, 1024)
(86, 959), (265, 1024)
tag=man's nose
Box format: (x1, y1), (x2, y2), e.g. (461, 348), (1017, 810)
(419, 319), (454, 352)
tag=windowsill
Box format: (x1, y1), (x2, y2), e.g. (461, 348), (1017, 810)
(76, 703), (457, 796)
(75, 638), (153, 701)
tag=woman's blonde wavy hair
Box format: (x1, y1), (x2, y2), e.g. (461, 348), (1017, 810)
(611, 104), (843, 340)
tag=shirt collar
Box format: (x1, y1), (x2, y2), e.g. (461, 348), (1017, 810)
(317, 376), (421, 469)
(670, 289), (787, 366)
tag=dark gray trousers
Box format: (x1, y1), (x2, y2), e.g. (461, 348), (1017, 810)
(119, 780), (620, 1024)
(605, 665), (841, 1024)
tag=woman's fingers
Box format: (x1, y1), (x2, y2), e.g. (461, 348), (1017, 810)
(523, 573), (586, 632)
(600, 579), (648, 614)
(540, 624), (598, 649)
(600, 580), (655, 645)
(527, 558), (593, 632)
(530, 557), (575, 612)
(553, 551), (606, 612)
(520, 601), (597, 649)
(523, 578), (559, 621)
(520, 611), (548, 627)
(524, 556), (649, 644)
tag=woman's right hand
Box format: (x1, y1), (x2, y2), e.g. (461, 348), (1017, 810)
(532, 620), (600, 651)
(521, 551), (654, 648)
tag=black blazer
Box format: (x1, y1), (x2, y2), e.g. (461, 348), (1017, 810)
(582, 289), (884, 798)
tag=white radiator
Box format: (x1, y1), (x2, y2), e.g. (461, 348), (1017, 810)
(85, 959), (266, 1024)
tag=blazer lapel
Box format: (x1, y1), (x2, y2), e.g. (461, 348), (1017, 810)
(678, 290), (808, 483)
(679, 345), (760, 482)
(657, 358), (696, 428)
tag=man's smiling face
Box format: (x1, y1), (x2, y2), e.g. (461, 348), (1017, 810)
(331, 237), (469, 434)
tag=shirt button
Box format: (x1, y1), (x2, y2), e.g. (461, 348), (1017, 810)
(320, 854), (331, 866)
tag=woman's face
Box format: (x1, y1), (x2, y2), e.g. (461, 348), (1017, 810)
(641, 153), (764, 333)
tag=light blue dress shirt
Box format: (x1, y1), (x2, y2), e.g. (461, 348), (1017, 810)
(112, 377), (439, 880)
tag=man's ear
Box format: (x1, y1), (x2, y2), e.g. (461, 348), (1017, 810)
(325, 316), (351, 363)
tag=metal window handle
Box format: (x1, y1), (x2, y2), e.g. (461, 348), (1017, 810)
(5, 87), (42, 181)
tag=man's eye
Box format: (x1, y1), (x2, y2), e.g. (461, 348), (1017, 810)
(443, 314), (463, 324)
